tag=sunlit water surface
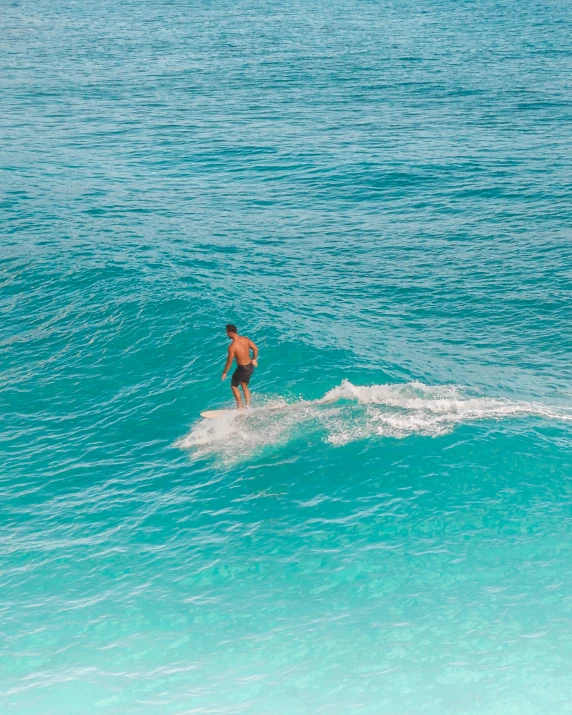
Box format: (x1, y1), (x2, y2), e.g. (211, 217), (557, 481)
(1, 0), (572, 712)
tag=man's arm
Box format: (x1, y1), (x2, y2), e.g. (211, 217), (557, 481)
(222, 345), (234, 380)
(249, 340), (259, 367)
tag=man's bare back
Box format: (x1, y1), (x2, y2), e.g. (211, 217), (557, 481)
(230, 335), (255, 366)
(221, 324), (259, 408)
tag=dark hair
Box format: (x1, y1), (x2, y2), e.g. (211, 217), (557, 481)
(226, 324), (238, 334)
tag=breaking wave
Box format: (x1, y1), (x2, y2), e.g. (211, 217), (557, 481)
(176, 380), (572, 463)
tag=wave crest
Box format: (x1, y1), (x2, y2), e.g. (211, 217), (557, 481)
(176, 380), (571, 462)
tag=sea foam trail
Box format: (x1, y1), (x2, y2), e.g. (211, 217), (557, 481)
(176, 381), (572, 462)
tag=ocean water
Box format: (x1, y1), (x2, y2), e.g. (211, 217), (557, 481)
(2, 0), (572, 712)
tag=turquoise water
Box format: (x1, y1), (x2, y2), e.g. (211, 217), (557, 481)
(2, 0), (572, 711)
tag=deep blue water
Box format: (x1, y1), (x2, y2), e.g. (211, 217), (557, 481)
(1, 0), (572, 712)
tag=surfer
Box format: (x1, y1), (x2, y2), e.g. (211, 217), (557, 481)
(221, 324), (259, 408)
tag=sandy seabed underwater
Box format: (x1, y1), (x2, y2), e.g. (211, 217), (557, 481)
(2, 0), (572, 712)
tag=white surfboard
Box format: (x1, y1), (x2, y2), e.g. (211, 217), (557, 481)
(200, 404), (287, 419)
(200, 409), (242, 419)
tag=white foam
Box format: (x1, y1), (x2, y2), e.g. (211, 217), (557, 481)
(176, 381), (572, 462)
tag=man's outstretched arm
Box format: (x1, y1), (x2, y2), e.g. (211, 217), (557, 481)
(222, 345), (234, 380)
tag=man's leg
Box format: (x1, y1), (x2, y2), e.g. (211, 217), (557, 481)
(231, 385), (243, 408)
(241, 382), (251, 407)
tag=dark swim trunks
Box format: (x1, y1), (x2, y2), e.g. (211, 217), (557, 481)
(231, 362), (254, 387)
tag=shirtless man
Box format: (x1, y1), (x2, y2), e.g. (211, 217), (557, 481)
(221, 324), (259, 408)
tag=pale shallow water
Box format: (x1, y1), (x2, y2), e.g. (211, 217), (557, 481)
(1, 0), (572, 712)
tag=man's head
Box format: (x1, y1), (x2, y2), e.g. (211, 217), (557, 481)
(226, 324), (238, 338)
